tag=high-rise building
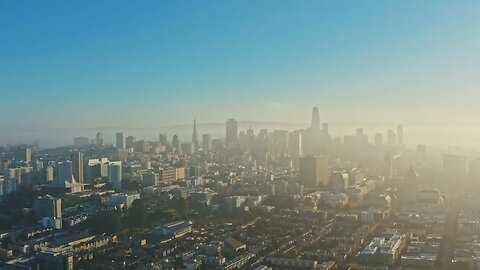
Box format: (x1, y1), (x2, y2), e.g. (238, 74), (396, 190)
(116, 132), (125, 149)
(56, 161), (74, 186)
(202, 134), (212, 151)
(15, 147), (32, 163)
(288, 131), (302, 166)
(246, 127), (255, 153)
(299, 155), (329, 187)
(311, 107), (320, 133)
(396, 124), (404, 149)
(304, 107), (322, 155)
(374, 133), (383, 147)
(322, 123), (329, 136)
(108, 161), (122, 189)
(272, 130), (289, 159)
(330, 172), (349, 192)
(192, 119), (199, 150)
(135, 140), (149, 153)
(45, 165), (54, 182)
(172, 135), (181, 154)
(72, 152), (84, 183)
(96, 132), (103, 147)
(125, 136), (136, 149)
(226, 118), (238, 148)
(87, 158), (109, 181)
(143, 171), (160, 187)
(159, 134), (168, 145)
(34, 195), (62, 229)
(387, 129), (397, 148)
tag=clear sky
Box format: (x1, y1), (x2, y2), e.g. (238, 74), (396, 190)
(1, 1), (480, 145)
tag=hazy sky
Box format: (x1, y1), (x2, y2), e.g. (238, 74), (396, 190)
(1, 1), (480, 136)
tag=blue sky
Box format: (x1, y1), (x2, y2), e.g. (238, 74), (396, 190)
(1, 0), (480, 134)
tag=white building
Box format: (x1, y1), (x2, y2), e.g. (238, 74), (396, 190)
(110, 193), (140, 209)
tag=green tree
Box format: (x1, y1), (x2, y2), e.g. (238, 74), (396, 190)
(83, 210), (122, 234)
(128, 199), (147, 228)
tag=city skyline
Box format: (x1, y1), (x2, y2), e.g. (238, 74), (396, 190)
(1, 1), (480, 134)
(2, 2), (480, 268)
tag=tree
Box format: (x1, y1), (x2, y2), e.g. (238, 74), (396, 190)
(128, 199), (147, 228)
(83, 210), (122, 234)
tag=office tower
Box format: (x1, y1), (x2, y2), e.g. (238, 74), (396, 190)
(330, 172), (349, 192)
(56, 161), (74, 185)
(108, 161), (122, 189)
(72, 151), (84, 183)
(202, 134), (212, 151)
(192, 119), (199, 150)
(374, 133), (383, 147)
(96, 132), (103, 147)
(143, 171), (160, 187)
(182, 142), (195, 155)
(304, 107), (323, 155)
(87, 158), (109, 181)
(311, 107), (320, 133)
(74, 137), (89, 148)
(255, 129), (270, 162)
(239, 131), (247, 150)
(225, 118), (238, 148)
(15, 147), (32, 163)
(272, 130), (289, 159)
(299, 155), (329, 187)
(34, 195), (62, 229)
(116, 132), (125, 149)
(443, 154), (468, 180)
(387, 129), (397, 148)
(172, 135), (181, 154)
(396, 124), (404, 149)
(322, 123), (329, 136)
(125, 136), (136, 149)
(159, 134), (168, 145)
(135, 140), (149, 153)
(288, 131), (302, 166)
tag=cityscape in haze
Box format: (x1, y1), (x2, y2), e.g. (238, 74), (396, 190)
(1, 1), (480, 270)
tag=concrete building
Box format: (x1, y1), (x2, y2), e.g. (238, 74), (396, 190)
(110, 193), (140, 209)
(225, 118), (238, 149)
(299, 155), (329, 187)
(330, 172), (349, 192)
(202, 134), (212, 151)
(108, 161), (122, 189)
(71, 152), (84, 184)
(34, 195), (62, 229)
(288, 131), (302, 166)
(143, 171), (160, 187)
(116, 132), (125, 149)
(158, 133), (168, 145)
(56, 161), (74, 186)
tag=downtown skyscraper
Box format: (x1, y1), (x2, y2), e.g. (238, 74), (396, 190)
(192, 119), (199, 150)
(116, 132), (125, 149)
(72, 151), (84, 183)
(225, 118), (238, 149)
